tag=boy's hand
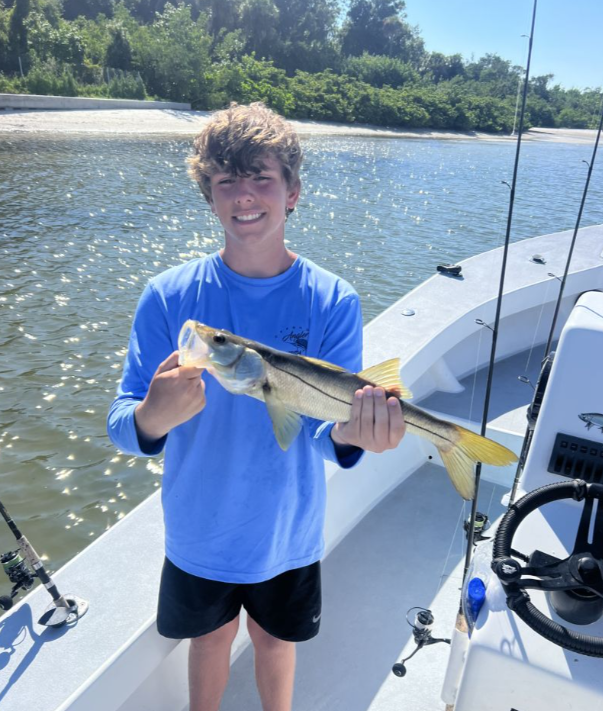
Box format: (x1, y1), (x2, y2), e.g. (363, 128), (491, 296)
(331, 386), (405, 453)
(135, 352), (206, 443)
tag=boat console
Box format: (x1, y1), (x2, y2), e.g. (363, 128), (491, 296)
(453, 290), (603, 710)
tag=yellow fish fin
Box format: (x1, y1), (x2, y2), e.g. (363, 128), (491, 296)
(438, 426), (518, 500)
(263, 389), (303, 451)
(300, 355), (348, 372)
(439, 447), (476, 501)
(358, 358), (413, 399)
(454, 426), (518, 467)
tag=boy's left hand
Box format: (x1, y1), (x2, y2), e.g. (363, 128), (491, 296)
(331, 386), (406, 453)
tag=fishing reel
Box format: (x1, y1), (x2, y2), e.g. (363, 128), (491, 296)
(0, 501), (88, 627)
(392, 607), (451, 678)
(0, 550), (37, 610)
(464, 511), (490, 544)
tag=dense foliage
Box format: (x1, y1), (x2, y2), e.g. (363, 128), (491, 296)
(0, 0), (600, 132)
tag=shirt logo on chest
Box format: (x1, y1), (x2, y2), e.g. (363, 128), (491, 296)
(279, 327), (309, 355)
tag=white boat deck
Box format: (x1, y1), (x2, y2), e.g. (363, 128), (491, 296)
(418, 343), (547, 436)
(219, 463), (507, 711)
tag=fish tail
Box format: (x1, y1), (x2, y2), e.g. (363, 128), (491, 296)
(437, 426), (518, 501)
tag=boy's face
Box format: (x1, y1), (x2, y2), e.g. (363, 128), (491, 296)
(208, 156), (300, 250)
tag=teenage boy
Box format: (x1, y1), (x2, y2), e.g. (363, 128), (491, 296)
(107, 103), (405, 711)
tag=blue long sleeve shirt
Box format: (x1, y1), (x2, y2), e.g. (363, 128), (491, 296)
(107, 252), (363, 583)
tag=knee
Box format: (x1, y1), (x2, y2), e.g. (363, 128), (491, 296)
(247, 615), (290, 653)
(191, 615), (240, 651)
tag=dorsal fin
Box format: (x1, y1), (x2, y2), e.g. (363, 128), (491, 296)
(358, 358), (412, 399)
(300, 355), (348, 372)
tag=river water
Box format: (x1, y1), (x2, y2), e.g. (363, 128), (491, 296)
(0, 132), (602, 580)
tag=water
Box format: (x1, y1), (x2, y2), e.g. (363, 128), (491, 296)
(1, 132), (602, 581)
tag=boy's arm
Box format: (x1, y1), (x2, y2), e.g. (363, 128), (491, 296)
(306, 292), (365, 468)
(107, 282), (205, 456)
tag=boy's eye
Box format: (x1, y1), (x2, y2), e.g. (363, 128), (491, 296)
(218, 178), (234, 185)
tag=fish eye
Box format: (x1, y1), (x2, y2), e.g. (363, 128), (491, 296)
(213, 334), (226, 344)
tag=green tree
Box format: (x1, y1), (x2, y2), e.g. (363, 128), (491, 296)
(423, 52), (464, 83)
(0, 5), (11, 71)
(211, 27), (245, 63)
(530, 73), (553, 101)
(9, 0), (31, 68)
(122, 0), (207, 23)
(340, 0), (424, 64)
(62, 0), (115, 21)
(273, 0), (338, 44)
(465, 54), (521, 98)
(132, 2), (211, 104)
(105, 22), (132, 68)
(342, 52), (418, 88)
(239, 0), (278, 59)
(204, 0), (240, 35)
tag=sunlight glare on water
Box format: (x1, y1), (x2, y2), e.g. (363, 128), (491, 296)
(0, 132), (602, 577)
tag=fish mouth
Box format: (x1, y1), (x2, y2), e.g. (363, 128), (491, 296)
(178, 320), (212, 367)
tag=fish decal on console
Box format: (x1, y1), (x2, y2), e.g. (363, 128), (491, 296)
(579, 413), (603, 433)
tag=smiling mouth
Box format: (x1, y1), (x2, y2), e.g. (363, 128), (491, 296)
(233, 212), (264, 223)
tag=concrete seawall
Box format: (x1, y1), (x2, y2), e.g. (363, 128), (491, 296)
(0, 93), (191, 111)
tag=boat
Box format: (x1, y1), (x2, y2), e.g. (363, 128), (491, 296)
(1, 221), (602, 710)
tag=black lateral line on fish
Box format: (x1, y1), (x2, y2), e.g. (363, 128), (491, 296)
(266, 360), (352, 407)
(404, 413), (457, 447)
(267, 359), (459, 447)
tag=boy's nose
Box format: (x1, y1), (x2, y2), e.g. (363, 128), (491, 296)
(234, 180), (255, 203)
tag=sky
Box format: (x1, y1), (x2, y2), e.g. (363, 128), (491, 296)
(403, 0), (602, 90)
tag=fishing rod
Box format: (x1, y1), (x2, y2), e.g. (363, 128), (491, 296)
(543, 98), (603, 360)
(507, 92), (603, 504)
(391, 1), (538, 682)
(0, 499), (88, 627)
(461, 0), (538, 582)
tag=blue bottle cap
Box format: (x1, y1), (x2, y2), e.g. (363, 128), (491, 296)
(468, 577), (486, 603)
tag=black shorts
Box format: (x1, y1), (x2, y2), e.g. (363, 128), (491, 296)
(157, 557), (322, 643)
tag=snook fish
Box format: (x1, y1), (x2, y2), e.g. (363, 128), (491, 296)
(178, 320), (517, 500)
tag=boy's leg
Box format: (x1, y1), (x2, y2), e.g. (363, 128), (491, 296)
(247, 615), (296, 711)
(243, 562), (322, 711)
(189, 615), (240, 711)
(156, 558), (244, 711)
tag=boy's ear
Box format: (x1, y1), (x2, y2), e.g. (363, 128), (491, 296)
(286, 180), (301, 210)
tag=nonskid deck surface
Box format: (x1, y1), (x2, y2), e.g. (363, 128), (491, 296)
(217, 463), (507, 711)
(418, 345), (547, 436)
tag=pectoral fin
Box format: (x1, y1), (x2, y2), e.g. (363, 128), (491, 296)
(263, 388), (303, 450)
(359, 358), (413, 399)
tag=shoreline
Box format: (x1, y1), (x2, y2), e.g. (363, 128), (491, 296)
(0, 107), (597, 144)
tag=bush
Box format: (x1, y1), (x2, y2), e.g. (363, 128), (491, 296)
(0, 72), (23, 93)
(342, 53), (418, 89)
(106, 72), (146, 99)
(22, 60), (80, 96)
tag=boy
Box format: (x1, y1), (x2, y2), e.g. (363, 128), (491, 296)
(107, 103), (405, 711)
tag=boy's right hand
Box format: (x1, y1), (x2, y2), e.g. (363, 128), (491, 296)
(134, 352), (206, 443)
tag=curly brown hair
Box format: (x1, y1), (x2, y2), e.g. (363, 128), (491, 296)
(188, 103), (303, 211)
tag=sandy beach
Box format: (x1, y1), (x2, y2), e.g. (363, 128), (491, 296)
(0, 107), (598, 144)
